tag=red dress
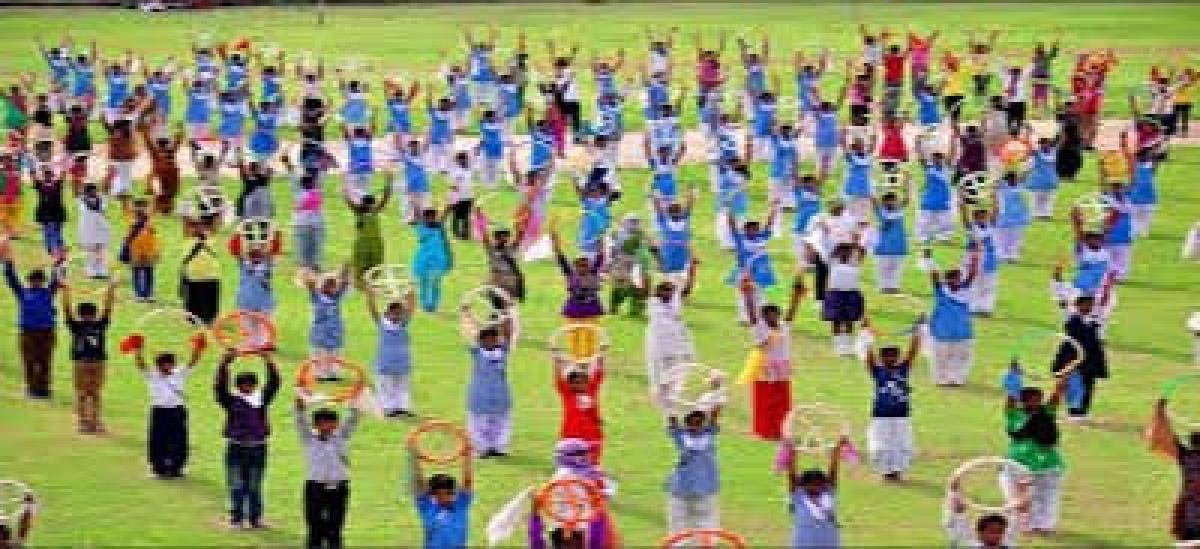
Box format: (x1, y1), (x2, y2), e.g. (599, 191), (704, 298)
(879, 122), (909, 163)
(558, 365), (605, 461)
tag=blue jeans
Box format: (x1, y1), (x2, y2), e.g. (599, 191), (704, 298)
(225, 443), (267, 524)
(132, 265), (155, 300)
(417, 273), (442, 313)
(41, 222), (64, 255)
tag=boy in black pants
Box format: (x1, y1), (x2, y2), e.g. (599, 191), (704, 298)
(134, 333), (207, 478)
(215, 349), (280, 529)
(1053, 295), (1108, 421)
(296, 397), (359, 548)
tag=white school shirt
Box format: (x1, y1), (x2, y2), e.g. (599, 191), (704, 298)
(1149, 83), (1177, 115)
(753, 321), (792, 365)
(827, 261), (863, 291)
(1000, 65), (1032, 103)
(556, 69), (579, 102)
(649, 50), (670, 75)
(143, 367), (193, 407)
(449, 164), (475, 202)
(648, 288), (685, 332)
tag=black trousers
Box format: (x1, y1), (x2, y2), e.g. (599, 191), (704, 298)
(450, 199), (473, 240)
(1006, 101), (1027, 134)
(811, 255), (830, 302)
(558, 100), (582, 136)
(148, 406), (188, 476)
(972, 74), (991, 97)
(943, 95), (965, 124)
(1068, 375), (1098, 417)
(1175, 103), (1192, 136)
(181, 279), (220, 325)
(304, 480), (349, 549)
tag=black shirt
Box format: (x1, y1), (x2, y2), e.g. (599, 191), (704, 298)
(67, 317), (110, 361)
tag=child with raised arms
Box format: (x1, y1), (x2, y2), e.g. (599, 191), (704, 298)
(554, 352), (606, 463)
(824, 241), (867, 356)
(306, 265), (351, 363)
(741, 275), (804, 441)
(412, 206), (453, 313)
(133, 330), (207, 478)
(294, 396), (359, 549)
(788, 435), (850, 548)
(409, 436), (474, 548)
(923, 249), (978, 387)
(726, 200), (778, 323)
(62, 280), (117, 434)
(366, 286), (416, 418)
(348, 183), (391, 285)
(646, 260), (698, 408)
(461, 310), (515, 458)
(1002, 374), (1070, 535)
(665, 405), (722, 535)
(862, 328), (920, 481)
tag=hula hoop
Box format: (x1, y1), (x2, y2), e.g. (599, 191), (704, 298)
(459, 285), (515, 338)
(783, 403), (850, 454)
(1072, 193), (1116, 228)
(1008, 328), (1085, 380)
(548, 323), (610, 362)
(296, 356), (368, 405)
(61, 252), (121, 298)
(237, 218), (277, 248)
(211, 311), (277, 355)
(535, 478), (603, 529)
(182, 185), (230, 219)
(0, 480), (31, 523)
(362, 263), (414, 299)
(660, 528), (748, 549)
(120, 307), (207, 356)
(1162, 373), (1200, 429)
(406, 420), (471, 464)
(663, 365), (727, 412)
(947, 456), (1032, 514)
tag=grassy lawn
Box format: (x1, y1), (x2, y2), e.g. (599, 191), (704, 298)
(0, 3), (1197, 546)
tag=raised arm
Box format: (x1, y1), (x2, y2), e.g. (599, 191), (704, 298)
(260, 351), (281, 405)
(784, 276), (805, 322)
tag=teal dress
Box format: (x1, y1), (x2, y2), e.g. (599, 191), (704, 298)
(412, 222), (452, 312)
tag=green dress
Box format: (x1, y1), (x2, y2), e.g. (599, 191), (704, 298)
(1005, 405), (1065, 472)
(352, 209), (384, 278)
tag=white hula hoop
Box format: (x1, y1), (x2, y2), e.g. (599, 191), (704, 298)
(460, 285), (515, 327)
(237, 218), (277, 247)
(135, 307), (205, 332)
(664, 365), (727, 413)
(783, 403), (849, 455)
(362, 263), (414, 299)
(948, 456), (1033, 514)
(958, 172), (992, 203)
(0, 480), (31, 522)
(548, 323), (610, 362)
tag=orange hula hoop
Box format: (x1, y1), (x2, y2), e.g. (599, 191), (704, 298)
(535, 478), (603, 529)
(211, 311), (278, 355)
(660, 528), (748, 549)
(406, 420), (471, 464)
(295, 356), (367, 404)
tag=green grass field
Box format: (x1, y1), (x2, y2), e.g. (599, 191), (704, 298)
(0, 3), (1198, 546)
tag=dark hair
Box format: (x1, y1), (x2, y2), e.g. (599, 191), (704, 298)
(798, 469), (828, 485)
(478, 327), (500, 340)
(428, 473), (456, 491)
(684, 410), (708, 424)
(27, 269), (47, 282)
(154, 352), (176, 367)
(879, 346), (901, 357)
(77, 302), (99, 317)
(235, 372), (259, 386)
(313, 409), (339, 423)
(976, 513), (1008, 531)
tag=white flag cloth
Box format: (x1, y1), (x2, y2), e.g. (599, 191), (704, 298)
(486, 485), (534, 547)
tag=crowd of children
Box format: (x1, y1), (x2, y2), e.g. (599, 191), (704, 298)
(0, 22), (1196, 548)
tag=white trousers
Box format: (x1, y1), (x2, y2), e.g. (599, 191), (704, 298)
(715, 210), (735, 250)
(1132, 205), (1155, 237)
(109, 161), (134, 196)
(1030, 190), (1056, 219)
(971, 272), (998, 314)
(929, 338), (974, 385)
(83, 243), (109, 278)
(915, 210), (955, 242)
(769, 177), (796, 210)
(428, 143), (451, 174)
(667, 494), (720, 536)
(845, 196), (873, 224)
(480, 156), (502, 189)
(874, 255), (905, 291)
(994, 227), (1025, 261)
(867, 417), (914, 474)
(375, 373), (411, 412)
(467, 412), (512, 453)
(1107, 244), (1132, 281)
(1003, 469), (1063, 531)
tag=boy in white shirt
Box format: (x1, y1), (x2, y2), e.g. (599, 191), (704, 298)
(134, 334), (207, 479)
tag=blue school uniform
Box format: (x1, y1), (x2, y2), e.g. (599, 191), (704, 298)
(813, 111), (839, 149)
(452, 78), (471, 111)
(71, 63), (95, 98)
(417, 491), (473, 549)
(248, 110), (280, 156)
(873, 207), (908, 256)
(1128, 161), (1157, 207)
(769, 136), (798, 180)
(790, 490), (840, 548)
(375, 318), (411, 376)
(147, 76), (171, 115)
(916, 91), (940, 125)
(645, 81), (669, 120)
(594, 102), (622, 138)
(479, 120), (504, 160)
(792, 186), (822, 235)
(347, 136), (373, 175)
(919, 164), (952, 213)
(595, 69), (618, 97)
(843, 152), (873, 198)
(1073, 245), (1110, 294)
(308, 289), (346, 350)
(500, 83), (521, 120)
(260, 73), (282, 103)
(1105, 192), (1134, 246)
(746, 63), (767, 95)
(656, 211), (691, 273)
(341, 91), (368, 127)
(104, 71), (129, 108)
(428, 108), (453, 145)
(1026, 149), (1058, 191)
(218, 99), (246, 138)
(466, 345), (511, 415)
(929, 282), (972, 341)
(225, 61), (248, 92)
(469, 48), (495, 83)
(650, 158), (677, 199)
(387, 97), (412, 134)
(727, 229), (775, 287)
(968, 224), (1000, 274)
(402, 152), (430, 194)
(715, 167), (748, 217)
(45, 55), (71, 88)
(995, 183), (1031, 229)
(194, 53), (218, 83)
(752, 100), (776, 138)
(530, 130), (553, 170)
(578, 196), (611, 255)
(797, 72), (819, 114)
(716, 128), (740, 163)
(186, 88), (212, 125)
(236, 261), (275, 313)
(871, 365), (911, 418)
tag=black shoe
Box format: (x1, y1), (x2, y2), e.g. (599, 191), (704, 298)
(490, 450), (508, 458)
(396, 409), (415, 418)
